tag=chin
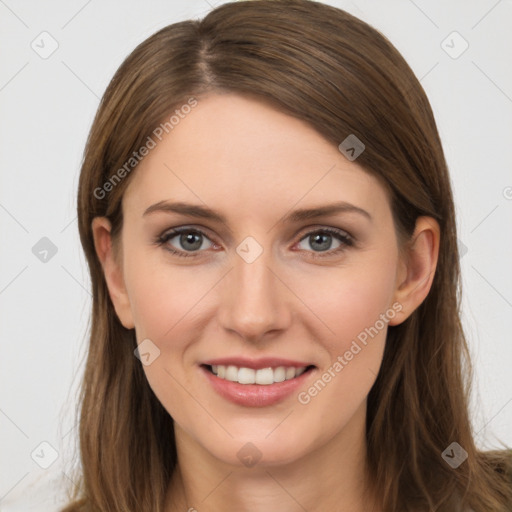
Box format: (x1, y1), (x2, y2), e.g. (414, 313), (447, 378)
(200, 428), (314, 469)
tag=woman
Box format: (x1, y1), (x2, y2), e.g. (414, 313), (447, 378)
(61, 0), (512, 510)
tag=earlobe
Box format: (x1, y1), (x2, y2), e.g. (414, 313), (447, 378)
(91, 217), (135, 329)
(388, 216), (440, 326)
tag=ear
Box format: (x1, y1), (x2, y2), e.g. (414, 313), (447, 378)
(389, 216), (440, 326)
(91, 217), (135, 329)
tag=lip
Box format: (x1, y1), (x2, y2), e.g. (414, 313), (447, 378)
(201, 356), (315, 370)
(200, 364), (316, 407)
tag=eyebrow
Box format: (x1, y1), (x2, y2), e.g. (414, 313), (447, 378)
(142, 200), (372, 224)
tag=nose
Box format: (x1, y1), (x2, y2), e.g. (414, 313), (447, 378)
(218, 245), (292, 343)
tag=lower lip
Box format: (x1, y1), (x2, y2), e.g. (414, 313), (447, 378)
(200, 365), (316, 407)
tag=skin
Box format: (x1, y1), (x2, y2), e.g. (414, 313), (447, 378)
(92, 93), (440, 512)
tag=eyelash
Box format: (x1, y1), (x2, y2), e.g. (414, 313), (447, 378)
(155, 226), (354, 260)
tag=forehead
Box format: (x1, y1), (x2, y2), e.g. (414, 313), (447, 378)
(122, 93), (390, 223)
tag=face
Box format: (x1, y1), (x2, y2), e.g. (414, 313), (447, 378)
(100, 93), (411, 468)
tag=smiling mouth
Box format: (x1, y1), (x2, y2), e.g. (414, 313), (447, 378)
(202, 364), (316, 385)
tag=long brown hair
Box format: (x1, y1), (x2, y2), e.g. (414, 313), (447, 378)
(61, 1), (512, 510)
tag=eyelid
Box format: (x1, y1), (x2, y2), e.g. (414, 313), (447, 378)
(295, 224), (352, 240)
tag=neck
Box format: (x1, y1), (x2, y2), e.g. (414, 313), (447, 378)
(165, 402), (380, 512)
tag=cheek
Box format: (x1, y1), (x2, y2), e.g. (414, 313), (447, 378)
(125, 262), (208, 412)
(124, 249), (212, 341)
(124, 256), (219, 406)
(293, 266), (394, 432)
(299, 255), (398, 351)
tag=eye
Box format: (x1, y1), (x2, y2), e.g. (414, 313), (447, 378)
(295, 228), (353, 259)
(155, 226), (354, 259)
(156, 227), (216, 258)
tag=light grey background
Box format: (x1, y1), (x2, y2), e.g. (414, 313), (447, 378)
(1, 0), (511, 509)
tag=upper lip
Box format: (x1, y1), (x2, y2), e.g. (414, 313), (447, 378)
(201, 357), (315, 370)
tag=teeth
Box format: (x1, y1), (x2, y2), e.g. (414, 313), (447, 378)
(255, 367), (273, 384)
(226, 365), (238, 381)
(209, 364), (309, 385)
(239, 366), (258, 384)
